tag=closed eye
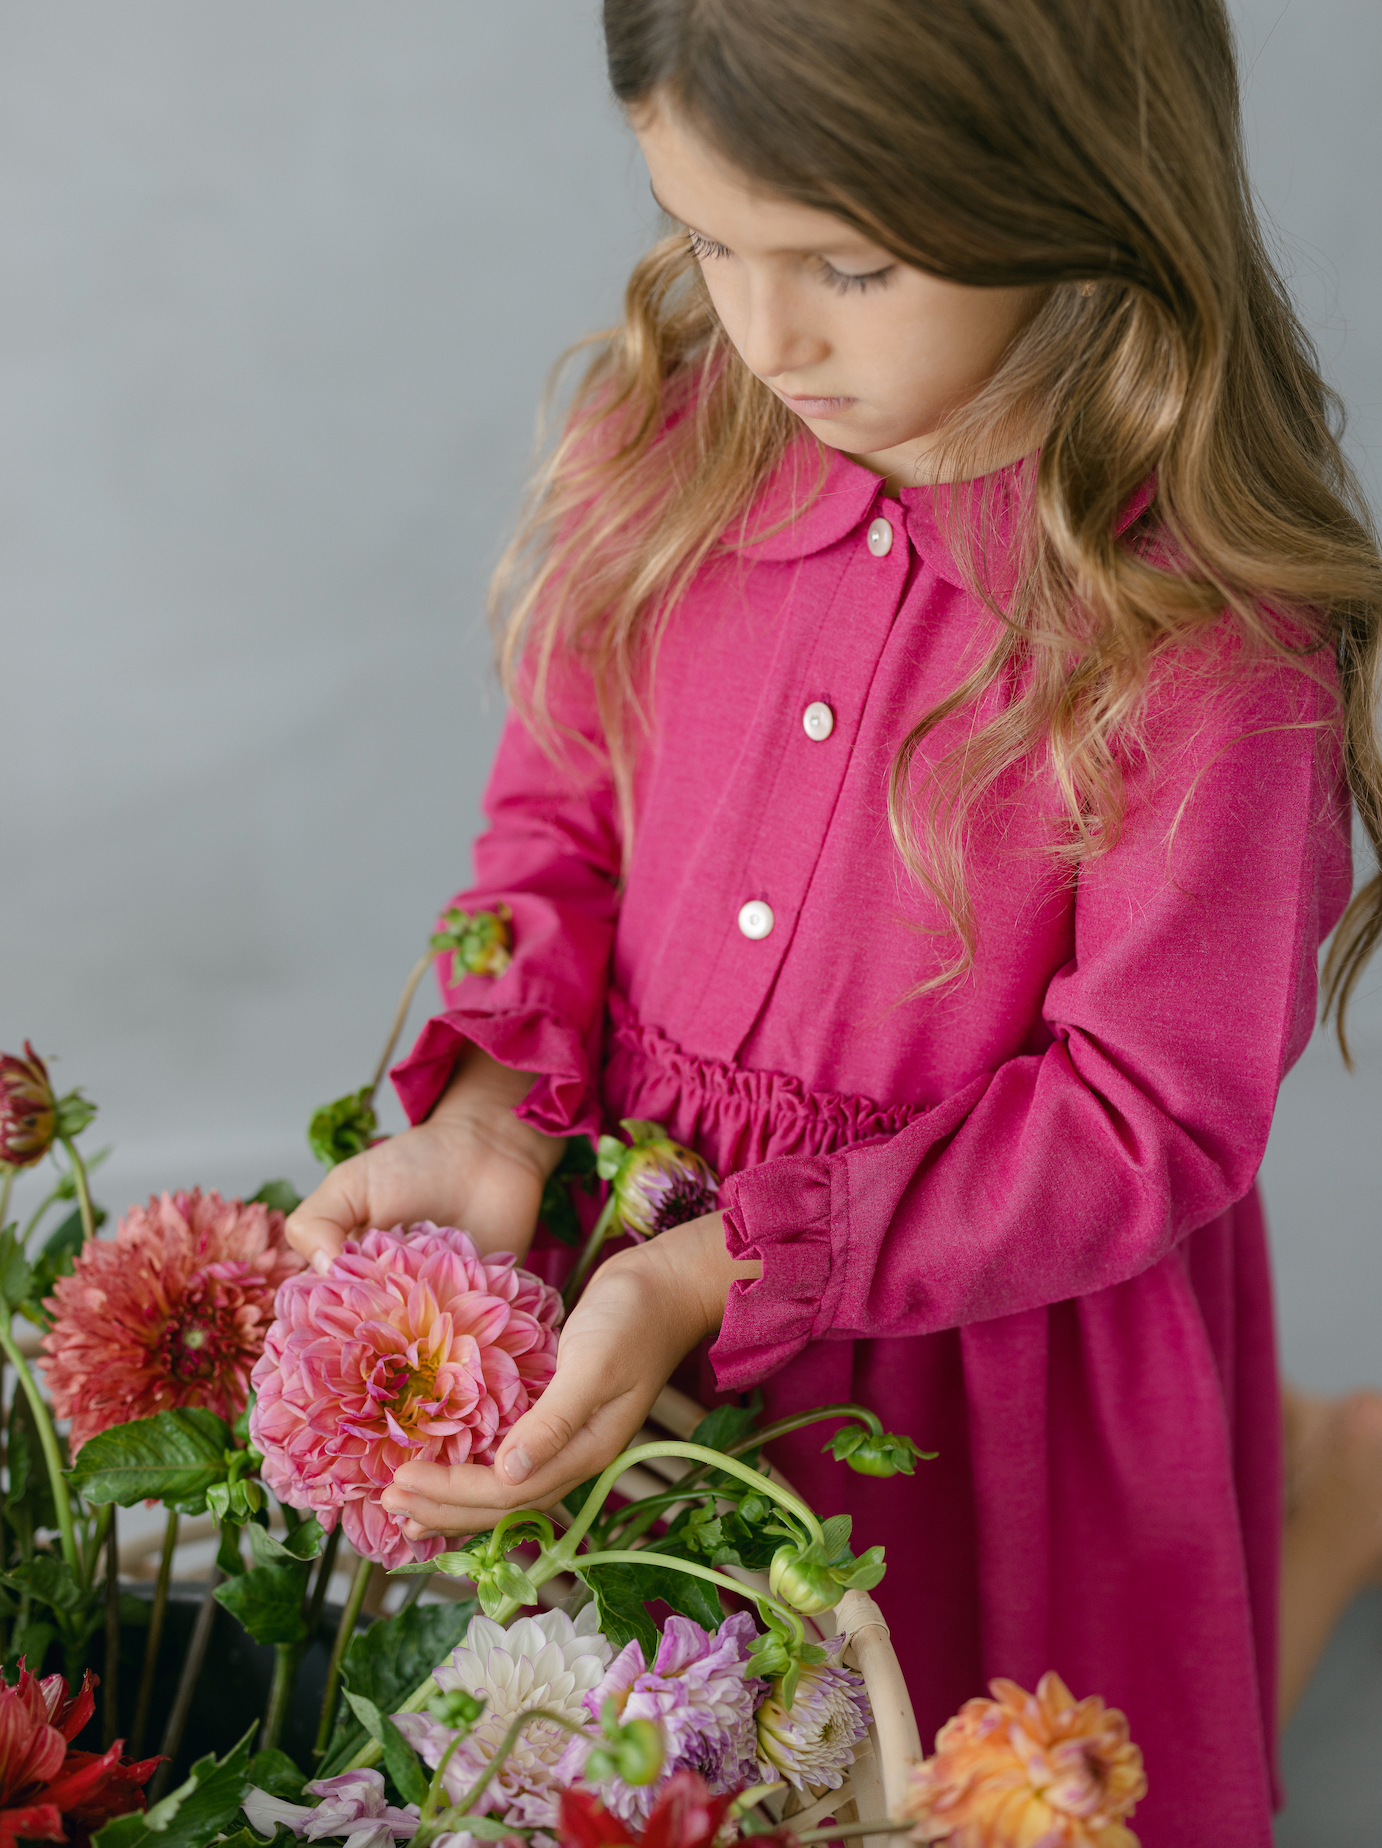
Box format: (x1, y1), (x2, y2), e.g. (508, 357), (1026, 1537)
(686, 228), (894, 296)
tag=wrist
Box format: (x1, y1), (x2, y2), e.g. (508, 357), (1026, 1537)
(614, 1213), (761, 1344)
(430, 1046), (565, 1183)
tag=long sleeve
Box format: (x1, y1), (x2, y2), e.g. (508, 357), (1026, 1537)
(713, 645), (1354, 1390)
(391, 664), (621, 1143)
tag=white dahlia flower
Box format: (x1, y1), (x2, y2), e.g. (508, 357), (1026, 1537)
(393, 1605), (612, 1840)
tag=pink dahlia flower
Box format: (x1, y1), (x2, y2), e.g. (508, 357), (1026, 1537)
(40, 1189), (305, 1452)
(249, 1223), (562, 1569)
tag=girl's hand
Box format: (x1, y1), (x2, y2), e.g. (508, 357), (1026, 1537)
(379, 1212), (762, 1537)
(283, 1046), (564, 1272)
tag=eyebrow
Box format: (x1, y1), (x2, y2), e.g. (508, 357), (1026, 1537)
(648, 180), (884, 260)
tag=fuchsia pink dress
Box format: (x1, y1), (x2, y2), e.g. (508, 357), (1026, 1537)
(394, 444), (1352, 1847)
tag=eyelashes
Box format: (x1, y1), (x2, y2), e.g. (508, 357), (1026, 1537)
(684, 229), (894, 295)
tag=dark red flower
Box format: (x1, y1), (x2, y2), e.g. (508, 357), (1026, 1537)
(0, 1044), (56, 1169)
(0, 1664), (159, 1848)
(557, 1774), (797, 1848)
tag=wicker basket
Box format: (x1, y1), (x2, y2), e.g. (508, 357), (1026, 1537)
(644, 1386), (922, 1843)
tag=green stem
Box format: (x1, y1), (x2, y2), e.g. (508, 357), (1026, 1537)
(604, 1405), (890, 1549)
(413, 1706), (591, 1848)
(420, 1729), (470, 1824)
(103, 1511), (120, 1748)
(0, 1167), (14, 1229)
(262, 1642), (302, 1751)
(304, 1525), (343, 1641)
(570, 1549), (807, 1649)
(20, 1184), (62, 1246)
(797, 1824), (912, 1843)
(314, 1554), (372, 1758)
(131, 1509), (179, 1757)
(557, 1441), (824, 1560)
(367, 952), (434, 1104)
(58, 1137), (96, 1245)
(0, 1318), (79, 1579)
(560, 1192), (618, 1312)
(397, 1571), (430, 1611)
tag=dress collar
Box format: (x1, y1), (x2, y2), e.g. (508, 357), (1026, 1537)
(732, 438), (1154, 591)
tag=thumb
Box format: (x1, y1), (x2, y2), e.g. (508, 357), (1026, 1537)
(492, 1350), (610, 1488)
(284, 1156), (371, 1274)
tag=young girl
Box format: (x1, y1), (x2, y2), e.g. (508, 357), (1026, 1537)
(287, 3), (1382, 1841)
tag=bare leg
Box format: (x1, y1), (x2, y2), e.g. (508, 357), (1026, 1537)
(1279, 1385), (1382, 1729)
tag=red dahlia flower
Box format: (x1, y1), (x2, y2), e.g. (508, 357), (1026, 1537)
(0, 1663), (159, 1848)
(249, 1223), (562, 1568)
(558, 1774), (798, 1848)
(40, 1189), (305, 1451)
(0, 1043), (57, 1169)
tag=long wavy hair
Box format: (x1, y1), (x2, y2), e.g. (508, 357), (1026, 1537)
(492, 0), (1382, 1056)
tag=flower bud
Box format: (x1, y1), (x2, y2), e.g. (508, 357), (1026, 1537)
(431, 904), (513, 982)
(307, 1088), (379, 1168)
(824, 1426), (932, 1477)
(768, 1544), (842, 1615)
(0, 1043), (56, 1168)
(428, 1688), (486, 1733)
(596, 1119), (719, 1241)
(584, 1716), (664, 1788)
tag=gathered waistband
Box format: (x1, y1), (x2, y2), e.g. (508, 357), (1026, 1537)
(602, 991), (927, 1173)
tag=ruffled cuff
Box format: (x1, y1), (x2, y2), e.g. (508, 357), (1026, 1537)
(390, 998), (604, 1144)
(710, 1156), (837, 1392)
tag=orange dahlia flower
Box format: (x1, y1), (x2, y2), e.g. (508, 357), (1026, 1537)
(40, 1188), (304, 1451)
(903, 1672), (1146, 1848)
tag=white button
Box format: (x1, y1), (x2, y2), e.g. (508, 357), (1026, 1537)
(867, 517), (893, 557)
(737, 899), (774, 940)
(802, 701), (834, 741)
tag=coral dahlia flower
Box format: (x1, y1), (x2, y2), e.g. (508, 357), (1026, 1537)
(40, 1189), (304, 1452)
(903, 1672), (1146, 1848)
(249, 1224), (562, 1568)
(0, 1662), (159, 1848)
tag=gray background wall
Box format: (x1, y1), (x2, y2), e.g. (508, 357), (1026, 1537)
(0, 3), (1379, 1827)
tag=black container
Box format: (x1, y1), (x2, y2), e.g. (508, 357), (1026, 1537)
(69, 1583), (369, 1783)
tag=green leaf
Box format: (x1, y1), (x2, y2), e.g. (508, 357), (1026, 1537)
(342, 1692), (430, 1807)
(820, 1515), (853, 1561)
(3, 1619), (54, 1681)
(689, 1401), (761, 1456)
(53, 1091), (97, 1140)
(438, 1820), (521, 1841)
(840, 1544), (887, 1592)
(2, 1554), (95, 1616)
(582, 1562), (657, 1659)
(320, 1597), (476, 1776)
(17, 1207), (92, 1330)
(247, 1518), (323, 1568)
(308, 1090), (378, 1169)
(214, 1562), (310, 1645)
(248, 1180), (303, 1216)
(95, 1723), (255, 1848)
(246, 1749), (308, 1803)
(68, 1409), (235, 1515)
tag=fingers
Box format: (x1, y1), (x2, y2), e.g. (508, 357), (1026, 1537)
(284, 1155), (374, 1274)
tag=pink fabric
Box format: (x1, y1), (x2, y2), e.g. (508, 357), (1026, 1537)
(394, 443), (1353, 1847)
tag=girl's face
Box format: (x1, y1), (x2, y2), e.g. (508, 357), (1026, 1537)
(633, 98), (1041, 489)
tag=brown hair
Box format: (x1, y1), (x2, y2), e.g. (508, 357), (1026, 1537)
(493, 0), (1382, 1056)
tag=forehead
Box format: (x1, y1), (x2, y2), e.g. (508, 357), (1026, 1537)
(632, 97), (883, 256)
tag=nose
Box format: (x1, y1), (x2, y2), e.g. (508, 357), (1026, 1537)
(737, 273), (829, 384)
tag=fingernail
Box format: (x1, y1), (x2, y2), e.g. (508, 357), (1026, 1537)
(503, 1447), (533, 1485)
(310, 1249), (332, 1275)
